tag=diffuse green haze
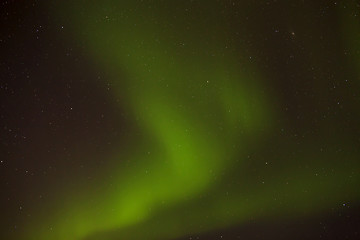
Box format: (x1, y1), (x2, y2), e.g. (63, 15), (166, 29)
(24, 1), (360, 240)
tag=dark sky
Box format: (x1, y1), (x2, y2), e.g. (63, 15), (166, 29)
(1, 1), (360, 240)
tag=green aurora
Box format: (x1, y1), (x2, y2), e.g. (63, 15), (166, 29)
(2, 1), (360, 240)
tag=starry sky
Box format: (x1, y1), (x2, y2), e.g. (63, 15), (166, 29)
(1, 0), (360, 240)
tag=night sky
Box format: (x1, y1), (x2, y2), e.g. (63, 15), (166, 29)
(1, 1), (360, 240)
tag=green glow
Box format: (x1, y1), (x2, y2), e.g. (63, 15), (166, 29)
(21, 1), (360, 240)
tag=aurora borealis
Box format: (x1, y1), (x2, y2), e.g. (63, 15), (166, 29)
(1, 0), (360, 239)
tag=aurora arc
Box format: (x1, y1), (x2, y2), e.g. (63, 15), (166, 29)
(21, 1), (360, 240)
